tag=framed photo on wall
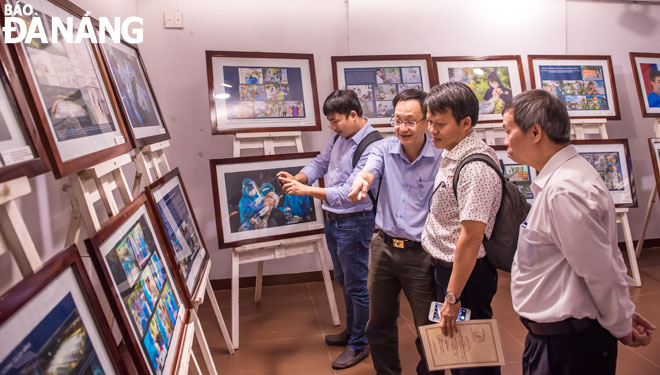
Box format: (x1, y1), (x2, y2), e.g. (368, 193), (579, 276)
(433, 56), (525, 124)
(573, 139), (636, 208)
(85, 193), (188, 375)
(0, 245), (129, 374)
(528, 55), (621, 120)
(630, 52), (660, 117)
(332, 54), (437, 127)
(6, 0), (131, 178)
(0, 37), (49, 183)
(648, 138), (660, 200)
(210, 152), (325, 248)
(99, 39), (170, 147)
(206, 51), (321, 134)
(145, 168), (210, 306)
(492, 145), (537, 203)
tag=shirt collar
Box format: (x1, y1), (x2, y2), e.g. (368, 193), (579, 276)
(390, 134), (436, 161)
(531, 145), (579, 195)
(346, 120), (373, 145)
(441, 131), (482, 161)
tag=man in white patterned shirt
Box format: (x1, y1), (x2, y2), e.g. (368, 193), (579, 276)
(422, 82), (502, 375)
(503, 89), (655, 374)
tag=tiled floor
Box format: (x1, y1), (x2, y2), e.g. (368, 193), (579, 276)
(196, 249), (660, 375)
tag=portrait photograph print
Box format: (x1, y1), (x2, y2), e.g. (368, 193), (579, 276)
(206, 51), (321, 134)
(573, 139), (636, 208)
(86, 194), (186, 375)
(630, 52), (660, 117)
(332, 54), (436, 127)
(529, 55), (621, 120)
(493, 146), (536, 203)
(648, 138), (660, 201)
(434, 55), (526, 124)
(0, 246), (127, 375)
(211, 152), (325, 248)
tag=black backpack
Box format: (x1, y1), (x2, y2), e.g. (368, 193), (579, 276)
(333, 130), (384, 212)
(452, 153), (531, 272)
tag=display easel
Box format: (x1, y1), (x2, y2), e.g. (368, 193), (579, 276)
(474, 124), (506, 146)
(635, 118), (660, 257)
(132, 140), (172, 196)
(376, 126), (397, 138)
(570, 118), (641, 287)
(230, 130), (340, 349)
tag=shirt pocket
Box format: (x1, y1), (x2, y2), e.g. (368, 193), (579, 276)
(515, 226), (555, 270)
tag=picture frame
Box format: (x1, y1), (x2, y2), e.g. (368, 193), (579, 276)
(573, 139), (636, 208)
(145, 168), (210, 307)
(648, 138), (660, 201)
(206, 51), (321, 134)
(630, 52), (660, 118)
(528, 55), (621, 120)
(331, 54), (437, 127)
(433, 55), (526, 124)
(210, 152), (325, 248)
(0, 37), (50, 183)
(492, 145), (537, 203)
(0, 245), (129, 374)
(99, 38), (170, 147)
(5, 0), (132, 178)
(85, 193), (188, 375)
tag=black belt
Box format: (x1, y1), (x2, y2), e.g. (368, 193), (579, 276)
(520, 317), (597, 336)
(323, 210), (370, 221)
(379, 231), (422, 249)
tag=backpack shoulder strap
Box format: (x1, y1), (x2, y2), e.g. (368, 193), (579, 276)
(332, 133), (339, 145)
(452, 153), (505, 199)
(352, 130), (384, 168)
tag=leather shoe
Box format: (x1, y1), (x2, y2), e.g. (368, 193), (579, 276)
(331, 346), (369, 369)
(325, 329), (349, 346)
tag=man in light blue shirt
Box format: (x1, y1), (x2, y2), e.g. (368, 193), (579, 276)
(278, 90), (382, 370)
(350, 89), (443, 375)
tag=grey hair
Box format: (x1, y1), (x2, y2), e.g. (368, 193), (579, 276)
(502, 89), (570, 144)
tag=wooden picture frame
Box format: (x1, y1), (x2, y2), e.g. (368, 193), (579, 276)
(5, 0), (132, 178)
(491, 145), (537, 203)
(573, 139), (636, 208)
(206, 51), (321, 134)
(210, 152), (325, 248)
(0, 36), (49, 183)
(528, 55), (621, 120)
(331, 54), (437, 127)
(630, 52), (660, 118)
(0, 245), (129, 374)
(145, 168), (210, 307)
(85, 193), (188, 375)
(433, 55), (526, 124)
(648, 138), (660, 200)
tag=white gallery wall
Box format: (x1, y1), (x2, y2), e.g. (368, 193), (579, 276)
(4, 0), (660, 290)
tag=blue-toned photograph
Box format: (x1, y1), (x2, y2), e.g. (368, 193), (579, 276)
(539, 65), (609, 111)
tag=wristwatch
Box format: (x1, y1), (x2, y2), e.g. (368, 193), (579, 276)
(445, 291), (460, 304)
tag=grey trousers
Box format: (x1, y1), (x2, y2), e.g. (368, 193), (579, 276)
(366, 233), (436, 375)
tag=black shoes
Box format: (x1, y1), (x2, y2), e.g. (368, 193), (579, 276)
(331, 346), (370, 369)
(325, 329), (349, 346)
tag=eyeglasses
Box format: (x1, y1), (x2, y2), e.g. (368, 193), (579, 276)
(389, 117), (426, 129)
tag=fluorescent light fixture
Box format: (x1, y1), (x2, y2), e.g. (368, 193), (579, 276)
(220, 83), (232, 88)
(215, 93), (230, 100)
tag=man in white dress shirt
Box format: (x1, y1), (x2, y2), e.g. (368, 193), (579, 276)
(503, 89), (655, 375)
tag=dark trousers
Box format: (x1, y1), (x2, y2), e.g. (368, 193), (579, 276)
(433, 257), (500, 375)
(523, 323), (617, 375)
(324, 211), (375, 351)
(366, 232), (436, 375)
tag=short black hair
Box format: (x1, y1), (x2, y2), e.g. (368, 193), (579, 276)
(323, 90), (361, 117)
(502, 89), (570, 144)
(392, 88), (428, 115)
(650, 69), (660, 82)
(425, 82), (479, 126)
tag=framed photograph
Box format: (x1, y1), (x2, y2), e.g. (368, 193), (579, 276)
(0, 245), (128, 374)
(6, 0), (131, 178)
(0, 37), (49, 183)
(99, 39), (170, 147)
(528, 55), (621, 120)
(492, 146), (537, 203)
(210, 152), (325, 248)
(648, 138), (660, 200)
(433, 55), (526, 124)
(206, 51), (321, 134)
(85, 193), (188, 375)
(573, 139), (636, 208)
(332, 54), (437, 127)
(630, 52), (660, 117)
(145, 168), (210, 306)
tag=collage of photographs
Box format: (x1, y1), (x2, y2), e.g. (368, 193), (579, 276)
(448, 66), (513, 115)
(105, 215), (179, 374)
(344, 66), (423, 118)
(539, 65), (609, 111)
(579, 152), (625, 191)
(225, 67), (306, 119)
(502, 164), (534, 200)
